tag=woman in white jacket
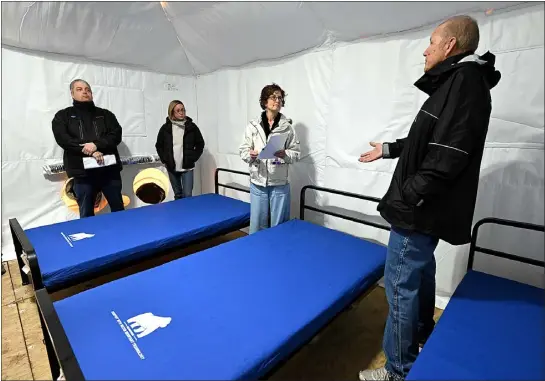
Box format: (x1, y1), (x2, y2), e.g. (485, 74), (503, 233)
(239, 83), (301, 234)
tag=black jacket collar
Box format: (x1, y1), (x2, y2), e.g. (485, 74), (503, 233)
(414, 51), (501, 96)
(414, 52), (472, 96)
(72, 99), (96, 113)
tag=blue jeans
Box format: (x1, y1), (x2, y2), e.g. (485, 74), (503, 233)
(249, 182), (291, 234)
(383, 226), (439, 380)
(73, 173), (124, 218)
(167, 169), (194, 200)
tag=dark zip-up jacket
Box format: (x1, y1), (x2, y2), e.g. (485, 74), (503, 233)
(155, 116), (205, 172)
(52, 100), (123, 178)
(377, 51), (501, 245)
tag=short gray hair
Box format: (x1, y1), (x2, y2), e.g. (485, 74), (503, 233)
(70, 79), (92, 92)
(440, 15), (480, 54)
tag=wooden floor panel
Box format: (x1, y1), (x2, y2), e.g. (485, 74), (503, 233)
(2, 265), (34, 381)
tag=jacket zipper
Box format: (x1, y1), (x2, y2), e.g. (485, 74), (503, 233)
(261, 126), (285, 186)
(93, 120), (99, 139)
(78, 120), (84, 140)
(254, 124), (269, 186)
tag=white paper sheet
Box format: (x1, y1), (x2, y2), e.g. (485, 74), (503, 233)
(83, 154), (117, 169)
(257, 133), (288, 159)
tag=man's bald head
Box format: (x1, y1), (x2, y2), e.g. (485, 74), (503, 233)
(439, 15), (480, 54)
(423, 15), (480, 72)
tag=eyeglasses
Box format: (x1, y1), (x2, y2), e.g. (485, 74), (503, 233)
(269, 95), (283, 102)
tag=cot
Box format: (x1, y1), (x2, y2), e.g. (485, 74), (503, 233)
(9, 167), (251, 293)
(407, 217), (545, 380)
(35, 185), (390, 380)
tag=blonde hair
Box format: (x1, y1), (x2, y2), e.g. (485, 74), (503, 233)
(168, 100), (184, 119)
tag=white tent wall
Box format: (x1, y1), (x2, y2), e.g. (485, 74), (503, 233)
(1, 47), (199, 260)
(197, 4), (544, 308)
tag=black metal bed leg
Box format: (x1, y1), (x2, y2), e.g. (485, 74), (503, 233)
(10, 219), (30, 285)
(16, 249), (29, 286)
(39, 310), (61, 380)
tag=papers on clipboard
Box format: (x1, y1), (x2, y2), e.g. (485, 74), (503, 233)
(258, 133), (288, 159)
(83, 154), (117, 169)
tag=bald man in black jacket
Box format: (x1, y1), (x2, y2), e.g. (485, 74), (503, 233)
(358, 15), (501, 381)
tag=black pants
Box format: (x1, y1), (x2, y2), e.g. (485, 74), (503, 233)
(73, 171), (125, 218)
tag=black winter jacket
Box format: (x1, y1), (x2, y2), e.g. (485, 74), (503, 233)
(52, 101), (123, 178)
(377, 52), (501, 245)
(155, 116), (205, 172)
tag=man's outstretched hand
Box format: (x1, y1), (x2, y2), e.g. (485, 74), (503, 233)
(359, 142), (383, 163)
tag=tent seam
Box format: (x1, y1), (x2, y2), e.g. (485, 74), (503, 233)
(158, 3), (196, 77)
(18, 1), (37, 43)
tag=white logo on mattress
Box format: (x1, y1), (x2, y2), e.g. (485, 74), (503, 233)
(111, 311), (172, 360)
(60, 232), (94, 247)
(127, 313), (172, 338)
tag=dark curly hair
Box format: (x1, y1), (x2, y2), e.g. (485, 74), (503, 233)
(259, 83), (286, 110)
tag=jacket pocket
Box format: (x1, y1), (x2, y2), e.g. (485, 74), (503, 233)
(248, 161), (264, 184)
(391, 177), (415, 212)
(400, 176), (421, 206)
(68, 118), (84, 140)
(93, 116), (106, 139)
(267, 161), (288, 182)
(187, 148), (200, 162)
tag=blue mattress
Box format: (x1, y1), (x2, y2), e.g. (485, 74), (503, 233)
(53, 219), (387, 380)
(25, 193), (250, 290)
(407, 270), (545, 380)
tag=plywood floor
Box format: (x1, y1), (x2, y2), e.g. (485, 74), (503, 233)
(2, 232), (442, 381)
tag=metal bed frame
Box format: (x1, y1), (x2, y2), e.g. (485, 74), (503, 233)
(9, 167), (251, 381)
(27, 182), (545, 381)
(467, 216), (544, 270)
(34, 183), (390, 381)
(9, 168), (249, 380)
(404, 217), (544, 380)
(9, 167), (250, 294)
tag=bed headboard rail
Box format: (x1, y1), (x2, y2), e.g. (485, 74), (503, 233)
(300, 185), (390, 232)
(467, 217), (545, 271)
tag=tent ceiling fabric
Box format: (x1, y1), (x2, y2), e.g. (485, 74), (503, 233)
(1, 1), (529, 76)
